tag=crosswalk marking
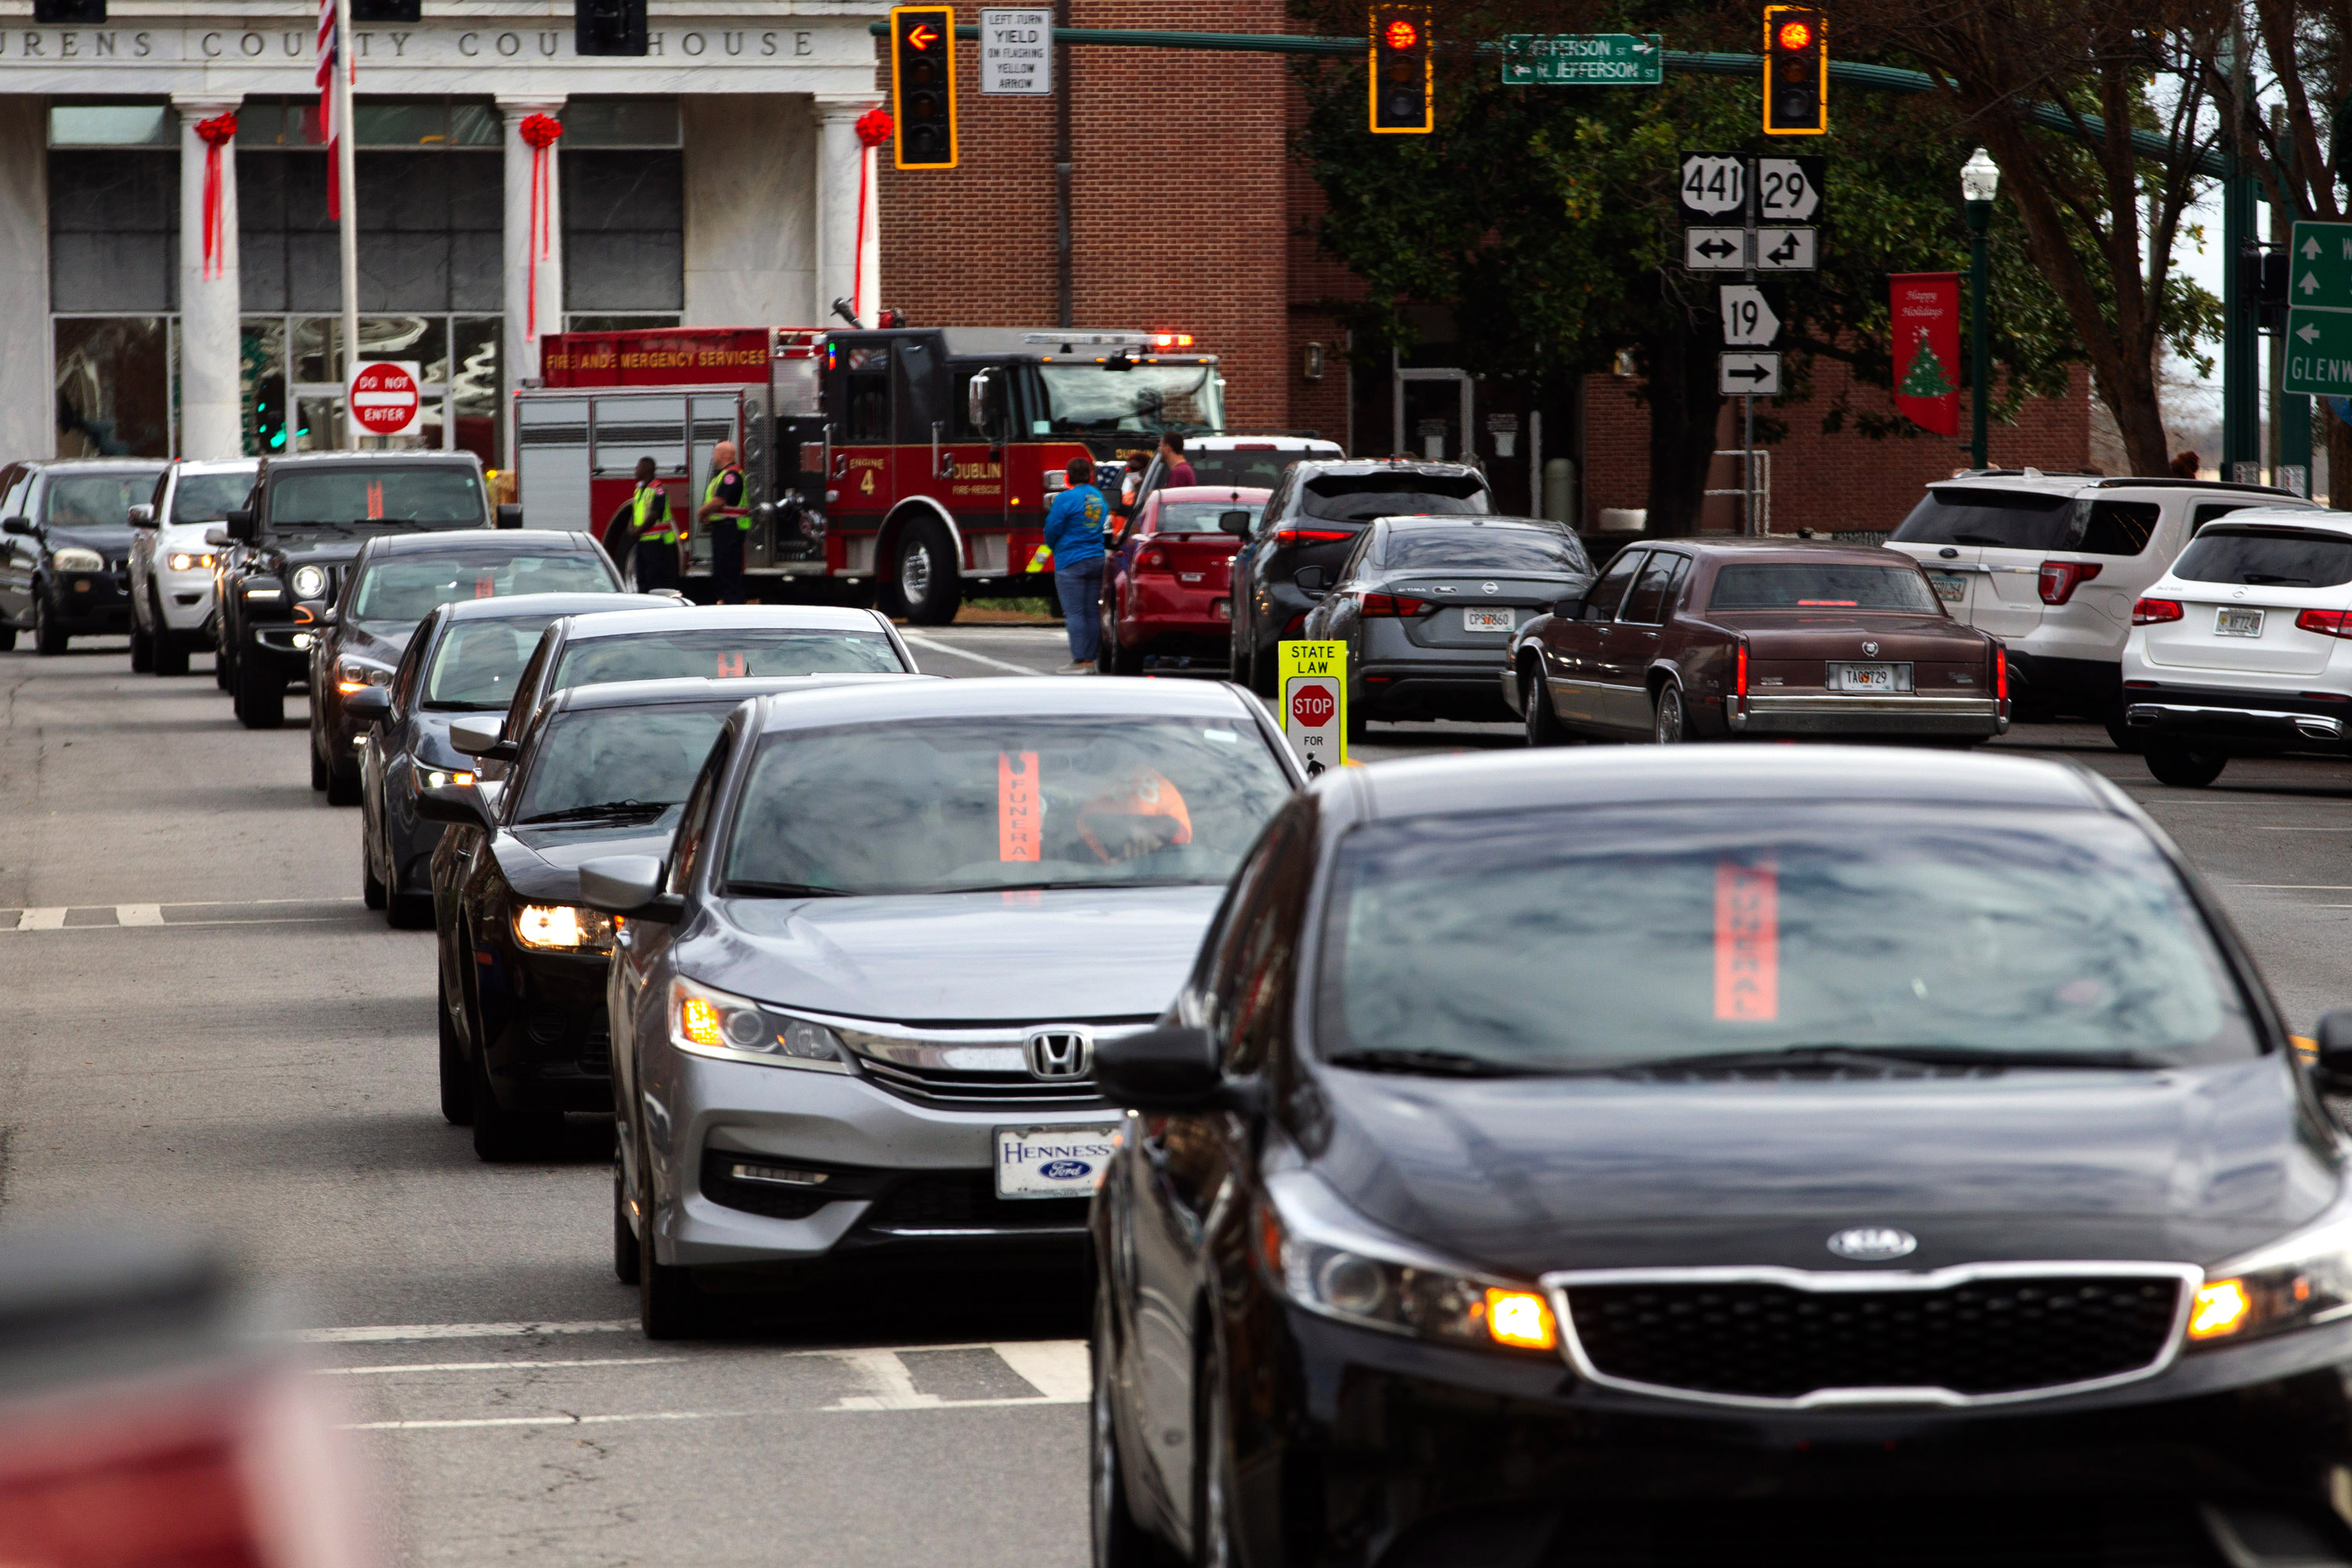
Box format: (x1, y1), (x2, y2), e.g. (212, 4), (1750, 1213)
(315, 1357), (682, 1375)
(2, 897), (372, 933)
(295, 1319), (638, 1343)
(15, 907), (64, 931)
(114, 903), (164, 926)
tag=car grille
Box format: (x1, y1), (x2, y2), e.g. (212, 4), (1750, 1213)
(853, 1054), (1105, 1108)
(1559, 1273), (2184, 1403)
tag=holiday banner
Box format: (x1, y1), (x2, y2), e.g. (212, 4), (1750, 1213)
(1889, 272), (1961, 437)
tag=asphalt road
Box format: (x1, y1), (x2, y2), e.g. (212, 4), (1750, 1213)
(5, 621), (2352, 1565)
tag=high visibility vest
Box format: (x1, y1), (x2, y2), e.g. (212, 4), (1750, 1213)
(706, 465), (750, 531)
(633, 483), (674, 543)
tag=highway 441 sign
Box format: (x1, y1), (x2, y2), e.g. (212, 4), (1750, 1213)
(2285, 220), (2352, 396)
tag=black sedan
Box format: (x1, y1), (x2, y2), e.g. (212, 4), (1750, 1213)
(0, 459), (166, 653)
(310, 530), (622, 804)
(350, 590), (673, 927)
(1091, 745), (2352, 1566)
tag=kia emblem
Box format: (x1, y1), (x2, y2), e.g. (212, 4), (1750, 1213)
(1025, 1027), (1094, 1080)
(1482, 581), (1500, 594)
(1861, 641), (1879, 657)
(1827, 1226), (1917, 1261)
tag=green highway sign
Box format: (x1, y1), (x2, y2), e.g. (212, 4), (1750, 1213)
(2285, 307), (2352, 397)
(2285, 221), (2352, 394)
(2289, 220), (2352, 308)
(1501, 33), (1663, 86)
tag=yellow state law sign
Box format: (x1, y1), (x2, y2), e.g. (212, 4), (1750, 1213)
(1279, 640), (1347, 776)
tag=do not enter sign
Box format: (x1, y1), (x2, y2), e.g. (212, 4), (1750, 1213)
(349, 361), (423, 438)
(1278, 640), (1347, 776)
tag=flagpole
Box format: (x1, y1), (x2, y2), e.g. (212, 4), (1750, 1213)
(334, 0), (359, 449)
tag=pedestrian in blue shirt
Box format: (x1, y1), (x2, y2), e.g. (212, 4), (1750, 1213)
(1043, 456), (1109, 672)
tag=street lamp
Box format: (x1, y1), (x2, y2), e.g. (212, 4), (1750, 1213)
(1961, 147), (2000, 471)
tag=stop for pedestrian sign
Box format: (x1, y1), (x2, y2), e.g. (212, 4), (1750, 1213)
(349, 361), (423, 437)
(1279, 640), (1348, 776)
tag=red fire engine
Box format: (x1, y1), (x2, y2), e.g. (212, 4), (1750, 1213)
(514, 325), (1225, 623)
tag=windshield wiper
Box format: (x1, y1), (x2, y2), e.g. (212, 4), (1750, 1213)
(724, 880), (849, 898)
(1591, 1044), (2158, 1076)
(1323, 1047), (1555, 1078)
(518, 799), (671, 825)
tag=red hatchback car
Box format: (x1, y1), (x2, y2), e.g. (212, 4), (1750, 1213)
(1096, 485), (1265, 673)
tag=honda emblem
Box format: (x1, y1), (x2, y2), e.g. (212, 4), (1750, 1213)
(1025, 1027), (1094, 1080)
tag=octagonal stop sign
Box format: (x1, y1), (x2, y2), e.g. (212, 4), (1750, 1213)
(348, 361), (423, 438)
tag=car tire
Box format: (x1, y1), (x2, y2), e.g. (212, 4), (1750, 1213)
(234, 655), (284, 729)
(129, 619), (153, 673)
(1246, 639), (1277, 698)
(437, 968), (472, 1126)
(153, 626), (189, 677)
(363, 847), (388, 910)
(325, 752), (362, 808)
(1653, 683), (1689, 744)
(1090, 1283), (1156, 1568)
(2145, 744), (2228, 789)
(388, 892), (433, 930)
(892, 518), (964, 626)
(1191, 1330), (1241, 1568)
(639, 1224), (700, 1339)
(2103, 712), (2146, 754)
(471, 1044), (561, 1162)
(32, 594), (66, 656)
(215, 638), (233, 690)
(1524, 670), (1571, 747)
(614, 1152), (641, 1286)
(0, 623), (14, 652)
(1346, 685), (1368, 746)
(310, 734), (331, 792)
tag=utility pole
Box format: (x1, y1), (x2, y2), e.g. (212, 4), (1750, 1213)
(335, 0), (358, 448)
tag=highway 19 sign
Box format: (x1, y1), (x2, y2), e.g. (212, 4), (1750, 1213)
(349, 361), (423, 439)
(1279, 641), (1348, 776)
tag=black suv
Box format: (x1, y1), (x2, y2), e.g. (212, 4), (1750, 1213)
(0, 458), (168, 654)
(1225, 459), (1490, 692)
(216, 452), (515, 728)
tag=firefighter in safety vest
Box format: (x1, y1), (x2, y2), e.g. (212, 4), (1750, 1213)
(698, 441), (751, 604)
(607, 456), (679, 593)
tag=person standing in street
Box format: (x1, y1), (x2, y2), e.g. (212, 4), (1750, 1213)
(1158, 431), (1196, 488)
(608, 457), (678, 592)
(1043, 456), (1109, 673)
(699, 441), (750, 604)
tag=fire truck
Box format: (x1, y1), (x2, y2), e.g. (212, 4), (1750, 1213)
(514, 325), (1225, 623)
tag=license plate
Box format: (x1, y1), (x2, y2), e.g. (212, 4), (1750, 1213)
(2216, 607), (2264, 637)
(1926, 570), (1967, 604)
(1462, 607), (1515, 632)
(1828, 661), (1907, 693)
(995, 1123), (1124, 1200)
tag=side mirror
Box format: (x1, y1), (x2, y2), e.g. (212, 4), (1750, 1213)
(2315, 1010), (2352, 1082)
(203, 527), (234, 549)
(224, 508), (256, 542)
(965, 368), (996, 441)
(578, 854), (686, 924)
(448, 717), (517, 761)
(1094, 1023), (1226, 1111)
(495, 504), (524, 529)
(1294, 564), (1330, 594)
(1218, 511), (1251, 537)
(1553, 593), (1586, 619)
(1, 517), (28, 536)
(343, 684), (392, 720)
(128, 503), (156, 527)
(315, 605), (339, 627)
(413, 779), (495, 832)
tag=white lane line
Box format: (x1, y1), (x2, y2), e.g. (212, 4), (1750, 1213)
(993, 1339), (1091, 1403)
(14, 907), (64, 931)
(343, 1410), (722, 1432)
(294, 1319), (638, 1344)
(826, 1348), (943, 1410)
(114, 904), (164, 926)
(2233, 884), (2352, 889)
(314, 1357), (682, 1376)
(898, 632), (1046, 677)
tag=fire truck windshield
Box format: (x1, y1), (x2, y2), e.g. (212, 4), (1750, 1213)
(1036, 364), (1222, 438)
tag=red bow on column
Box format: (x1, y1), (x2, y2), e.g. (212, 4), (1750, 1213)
(519, 112), (564, 336)
(851, 108), (893, 321)
(196, 112), (238, 280)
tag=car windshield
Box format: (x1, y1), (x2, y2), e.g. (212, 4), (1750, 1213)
(1316, 804), (2259, 1073)
(1036, 365), (1223, 437)
(45, 471), (164, 528)
(1189, 450), (1316, 488)
(1889, 488), (2076, 550)
(425, 616), (566, 710)
(1382, 526), (1592, 574)
(169, 471), (255, 523)
(514, 706), (729, 825)
(351, 554), (615, 624)
(1301, 474), (1490, 523)
(1708, 563), (1942, 612)
(267, 466), (485, 528)
(723, 716), (1294, 895)
(1158, 500), (1261, 535)
(2171, 527), (2352, 588)
(553, 629), (904, 691)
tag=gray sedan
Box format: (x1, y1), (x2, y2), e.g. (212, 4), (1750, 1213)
(579, 677), (1305, 1337)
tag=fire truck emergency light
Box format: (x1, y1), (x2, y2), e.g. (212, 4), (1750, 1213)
(1762, 5), (1827, 136)
(891, 5), (960, 169)
(1367, 3), (1433, 136)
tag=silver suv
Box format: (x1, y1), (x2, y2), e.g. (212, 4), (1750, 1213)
(127, 459), (257, 677)
(1882, 471), (2310, 744)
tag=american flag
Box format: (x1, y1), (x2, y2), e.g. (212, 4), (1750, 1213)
(315, 0), (345, 217)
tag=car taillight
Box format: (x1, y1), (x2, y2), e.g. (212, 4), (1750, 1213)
(1995, 645), (2008, 702)
(1274, 528), (1353, 548)
(1360, 592), (1432, 617)
(2296, 608), (2352, 639)
(1735, 640), (1749, 699)
(2132, 597), (2183, 625)
(1138, 547), (1168, 572)
(2038, 560), (2102, 604)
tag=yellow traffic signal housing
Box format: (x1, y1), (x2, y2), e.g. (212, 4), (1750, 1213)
(1762, 5), (1826, 136)
(891, 5), (958, 169)
(1368, 4), (1432, 134)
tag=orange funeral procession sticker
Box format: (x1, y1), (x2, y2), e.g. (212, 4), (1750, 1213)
(1714, 862), (1778, 1022)
(998, 751), (1042, 862)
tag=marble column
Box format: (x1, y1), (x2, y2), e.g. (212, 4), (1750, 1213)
(812, 96), (881, 326)
(499, 96), (564, 465)
(681, 96), (815, 325)
(0, 100), (46, 459)
(175, 96), (244, 460)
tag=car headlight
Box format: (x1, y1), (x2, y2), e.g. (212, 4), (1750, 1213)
(1256, 1171), (1558, 1353)
(514, 904), (617, 953)
(335, 655), (393, 695)
(2185, 1197), (2352, 1350)
(669, 977), (848, 1072)
(411, 760), (474, 792)
(49, 546), (103, 573)
(290, 564), (329, 599)
(167, 551), (217, 572)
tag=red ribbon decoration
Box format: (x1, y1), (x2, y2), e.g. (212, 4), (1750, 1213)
(196, 112), (238, 280)
(518, 113), (564, 336)
(851, 108), (892, 321)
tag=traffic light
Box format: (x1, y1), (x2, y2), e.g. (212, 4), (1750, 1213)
(1762, 5), (1827, 136)
(575, 0), (647, 57)
(891, 6), (958, 169)
(1368, 4), (1432, 135)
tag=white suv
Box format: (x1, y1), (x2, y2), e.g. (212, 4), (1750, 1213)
(1883, 471), (2310, 744)
(2121, 506), (2352, 787)
(126, 458), (257, 677)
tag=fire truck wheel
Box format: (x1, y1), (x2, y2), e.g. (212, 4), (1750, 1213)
(892, 520), (964, 626)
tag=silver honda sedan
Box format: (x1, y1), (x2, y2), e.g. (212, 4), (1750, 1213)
(583, 677), (1305, 1336)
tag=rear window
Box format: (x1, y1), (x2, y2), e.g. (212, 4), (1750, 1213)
(1382, 525), (1592, 575)
(44, 470), (164, 528)
(352, 553), (615, 624)
(1158, 500), (1261, 534)
(1301, 474), (1490, 523)
(1890, 488), (2075, 550)
(2170, 527), (2352, 589)
(1189, 451), (1316, 489)
(1706, 563), (1941, 612)
(553, 628), (905, 690)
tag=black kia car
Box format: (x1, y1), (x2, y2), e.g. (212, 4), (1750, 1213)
(1091, 746), (2352, 1568)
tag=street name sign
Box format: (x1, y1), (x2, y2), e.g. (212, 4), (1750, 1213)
(1279, 641), (1348, 776)
(1686, 227), (1746, 270)
(1720, 284), (1781, 347)
(1756, 156), (1824, 222)
(1677, 153), (1747, 220)
(2285, 220), (2352, 396)
(1501, 33), (1662, 86)
(2286, 308), (2352, 397)
(1719, 353), (1783, 395)
(980, 9), (1052, 94)
(1752, 226), (1818, 271)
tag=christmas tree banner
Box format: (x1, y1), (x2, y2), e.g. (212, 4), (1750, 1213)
(1889, 273), (1960, 437)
